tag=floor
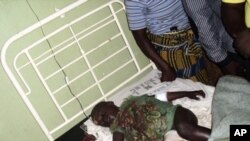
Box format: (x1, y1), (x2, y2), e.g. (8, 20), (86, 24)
(56, 119), (86, 141)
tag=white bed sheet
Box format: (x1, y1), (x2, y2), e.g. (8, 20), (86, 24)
(85, 70), (214, 141)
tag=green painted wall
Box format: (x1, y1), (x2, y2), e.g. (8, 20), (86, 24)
(0, 1), (77, 141)
(0, 0), (151, 141)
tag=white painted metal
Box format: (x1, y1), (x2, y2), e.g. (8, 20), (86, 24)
(1, 0), (155, 140)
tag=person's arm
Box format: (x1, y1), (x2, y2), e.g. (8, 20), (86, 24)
(222, 2), (250, 58)
(131, 29), (176, 81)
(221, 2), (246, 36)
(167, 90), (205, 101)
(113, 131), (125, 141)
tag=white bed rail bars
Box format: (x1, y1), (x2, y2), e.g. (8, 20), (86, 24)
(1, 0), (155, 140)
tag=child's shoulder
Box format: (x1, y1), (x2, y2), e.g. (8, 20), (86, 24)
(120, 95), (147, 109)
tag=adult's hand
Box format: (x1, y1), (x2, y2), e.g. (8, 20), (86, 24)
(131, 29), (177, 82)
(161, 66), (176, 82)
(235, 29), (250, 58)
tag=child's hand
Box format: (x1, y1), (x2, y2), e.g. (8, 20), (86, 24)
(82, 134), (96, 141)
(185, 90), (205, 100)
(167, 90), (206, 101)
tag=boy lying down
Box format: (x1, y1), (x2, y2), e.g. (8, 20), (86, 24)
(84, 90), (211, 141)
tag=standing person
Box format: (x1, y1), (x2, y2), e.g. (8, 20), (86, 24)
(181, 0), (248, 79)
(221, 0), (250, 58)
(124, 0), (209, 84)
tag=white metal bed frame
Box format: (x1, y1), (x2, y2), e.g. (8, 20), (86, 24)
(1, 0), (155, 140)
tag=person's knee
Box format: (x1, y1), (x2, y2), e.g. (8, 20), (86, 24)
(174, 107), (199, 139)
(174, 107), (198, 125)
(175, 122), (195, 139)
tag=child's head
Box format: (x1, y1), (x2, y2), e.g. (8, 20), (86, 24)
(91, 101), (119, 127)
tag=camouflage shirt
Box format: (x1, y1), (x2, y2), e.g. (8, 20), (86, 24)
(110, 95), (179, 141)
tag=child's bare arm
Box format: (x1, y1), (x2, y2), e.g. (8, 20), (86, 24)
(113, 131), (125, 141)
(167, 90), (205, 101)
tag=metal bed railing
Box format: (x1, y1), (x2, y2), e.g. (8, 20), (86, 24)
(1, 0), (155, 140)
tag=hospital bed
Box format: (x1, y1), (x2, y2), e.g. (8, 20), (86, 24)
(1, 0), (213, 140)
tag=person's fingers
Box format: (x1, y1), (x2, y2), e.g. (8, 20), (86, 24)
(195, 90), (206, 98)
(201, 91), (205, 98)
(197, 90), (205, 97)
(190, 95), (199, 100)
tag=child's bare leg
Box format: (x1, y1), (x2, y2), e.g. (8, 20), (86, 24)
(173, 106), (211, 141)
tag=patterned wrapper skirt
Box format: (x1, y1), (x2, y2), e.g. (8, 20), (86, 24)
(147, 27), (209, 84)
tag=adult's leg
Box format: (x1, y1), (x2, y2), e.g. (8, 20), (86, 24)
(173, 106), (211, 141)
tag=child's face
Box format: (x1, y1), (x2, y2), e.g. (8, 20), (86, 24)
(93, 102), (117, 127)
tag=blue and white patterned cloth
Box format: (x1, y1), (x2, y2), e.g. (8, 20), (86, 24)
(181, 0), (236, 63)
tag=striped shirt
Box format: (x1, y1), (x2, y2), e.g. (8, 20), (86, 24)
(222, 0), (250, 27)
(124, 0), (190, 35)
(182, 0), (236, 63)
